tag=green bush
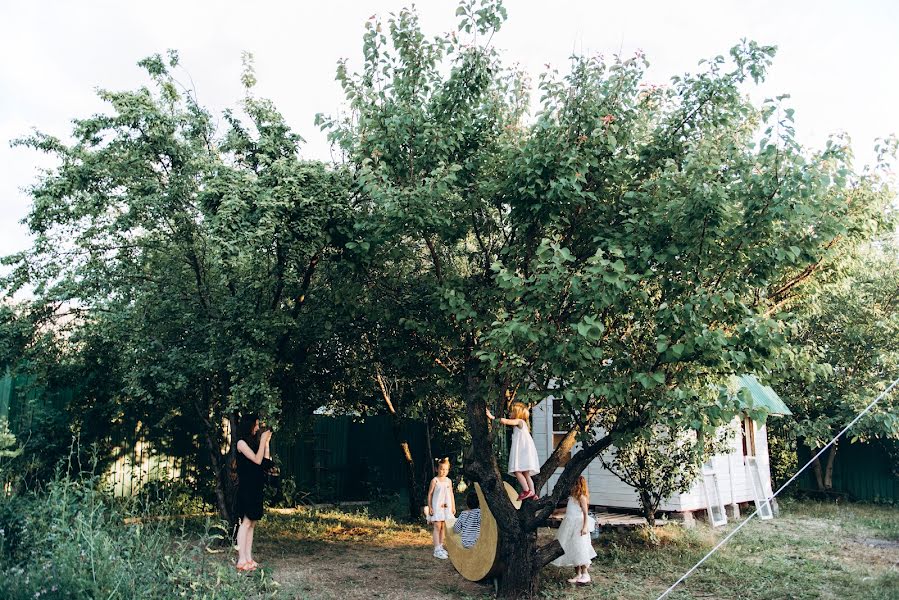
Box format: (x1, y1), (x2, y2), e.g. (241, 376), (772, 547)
(129, 477), (211, 517)
(0, 475), (279, 599)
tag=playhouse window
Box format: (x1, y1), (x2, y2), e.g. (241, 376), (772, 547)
(551, 407), (572, 467)
(741, 416), (756, 458)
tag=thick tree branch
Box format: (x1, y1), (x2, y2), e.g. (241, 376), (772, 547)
(533, 403), (603, 492)
(527, 421), (641, 531)
(533, 426), (578, 492)
(424, 235), (445, 284)
(290, 251), (321, 319)
(535, 540), (565, 570)
(768, 235), (841, 304)
(375, 366), (397, 415)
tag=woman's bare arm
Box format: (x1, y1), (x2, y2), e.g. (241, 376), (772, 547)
(237, 437), (268, 465)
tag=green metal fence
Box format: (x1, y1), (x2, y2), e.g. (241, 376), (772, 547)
(1, 372), (191, 496)
(3, 373), (444, 502)
(273, 415), (435, 501)
(797, 441), (899, 504)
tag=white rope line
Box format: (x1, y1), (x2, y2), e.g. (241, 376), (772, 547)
(655, 373), (899, 600)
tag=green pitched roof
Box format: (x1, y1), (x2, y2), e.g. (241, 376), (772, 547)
(737, 374), (792, 417)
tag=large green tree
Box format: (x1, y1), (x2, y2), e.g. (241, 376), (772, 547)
(774, 240), (899, 492)
(2, 52), (353, 523)
(320, 3), (893, 596)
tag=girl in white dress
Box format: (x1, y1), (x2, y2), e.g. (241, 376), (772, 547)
(551, 475), (596, 584)
(486, 402), (541, 500)
(427, 457), (456, 559)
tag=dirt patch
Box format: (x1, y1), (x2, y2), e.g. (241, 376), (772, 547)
(844, 537), (899, 569)
(856, 537), (899, 550)
(255, 529), (491, 599)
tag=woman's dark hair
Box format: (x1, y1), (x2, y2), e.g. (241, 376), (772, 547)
(237, 412), (259, 447)
(466, 490), (479, 510)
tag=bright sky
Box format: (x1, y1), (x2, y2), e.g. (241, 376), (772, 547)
(1, 0), (897, 263)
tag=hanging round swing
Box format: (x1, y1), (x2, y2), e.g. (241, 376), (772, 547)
(444, 481), (522, 582)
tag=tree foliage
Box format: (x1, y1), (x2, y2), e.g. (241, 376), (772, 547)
(773, 239), (899, 491)
(2, 51), (353, 521)
(600, 424), (730, 526)
(318, 3), (894, 596)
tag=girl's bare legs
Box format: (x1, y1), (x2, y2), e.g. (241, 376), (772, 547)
(514, 471), (528, 492)
(439, 521), (446, 546)
(525, 473), (536, 495)
(578, 564), (591, 582)
(432, 523), (441, 549)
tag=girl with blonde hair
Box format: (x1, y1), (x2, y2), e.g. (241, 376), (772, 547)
(486, 401), (540, 500)
(426, 457), (456, 559)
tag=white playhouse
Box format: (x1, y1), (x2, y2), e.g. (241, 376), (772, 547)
(531, 375), (792, 525)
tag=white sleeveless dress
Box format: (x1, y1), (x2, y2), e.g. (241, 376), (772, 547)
(429, 477), (453, 522)
(508, 422), (540, 476)
(551, 496), (597, 567)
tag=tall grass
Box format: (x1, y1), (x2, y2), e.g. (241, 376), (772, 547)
(0, 471), (280, 599)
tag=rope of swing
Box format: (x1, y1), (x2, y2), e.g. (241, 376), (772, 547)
(655, 373), (899, 600)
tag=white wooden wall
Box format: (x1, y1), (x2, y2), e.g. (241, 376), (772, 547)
(679, 418), (775, 511)
(532, 396), (775, 512)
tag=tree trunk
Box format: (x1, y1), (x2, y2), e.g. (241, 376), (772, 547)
(824, 444), (838, 491)
(425, 411), (434, 475)
(461, 354), (626, 598)
(392, 417), (422, 521)
(204, 421), (232, 525)
(462, 358), (566, 599)
(196, 389), (236, 526)
(496, 530), (540, 599)
(639, 490), (656, 526)
(811, 455), (825, 491)
(461, 357), (532, 597)
(376, 370), (424, 521)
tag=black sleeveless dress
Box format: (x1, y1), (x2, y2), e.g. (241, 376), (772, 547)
(237, 442), (271, 521)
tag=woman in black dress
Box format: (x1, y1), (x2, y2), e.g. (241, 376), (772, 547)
(235, 413), (273, 571)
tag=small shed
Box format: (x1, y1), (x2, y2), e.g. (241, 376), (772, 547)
(532, 375), (792, 524)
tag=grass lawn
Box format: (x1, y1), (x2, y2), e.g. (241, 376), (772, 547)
(242, 500), (899, 599)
